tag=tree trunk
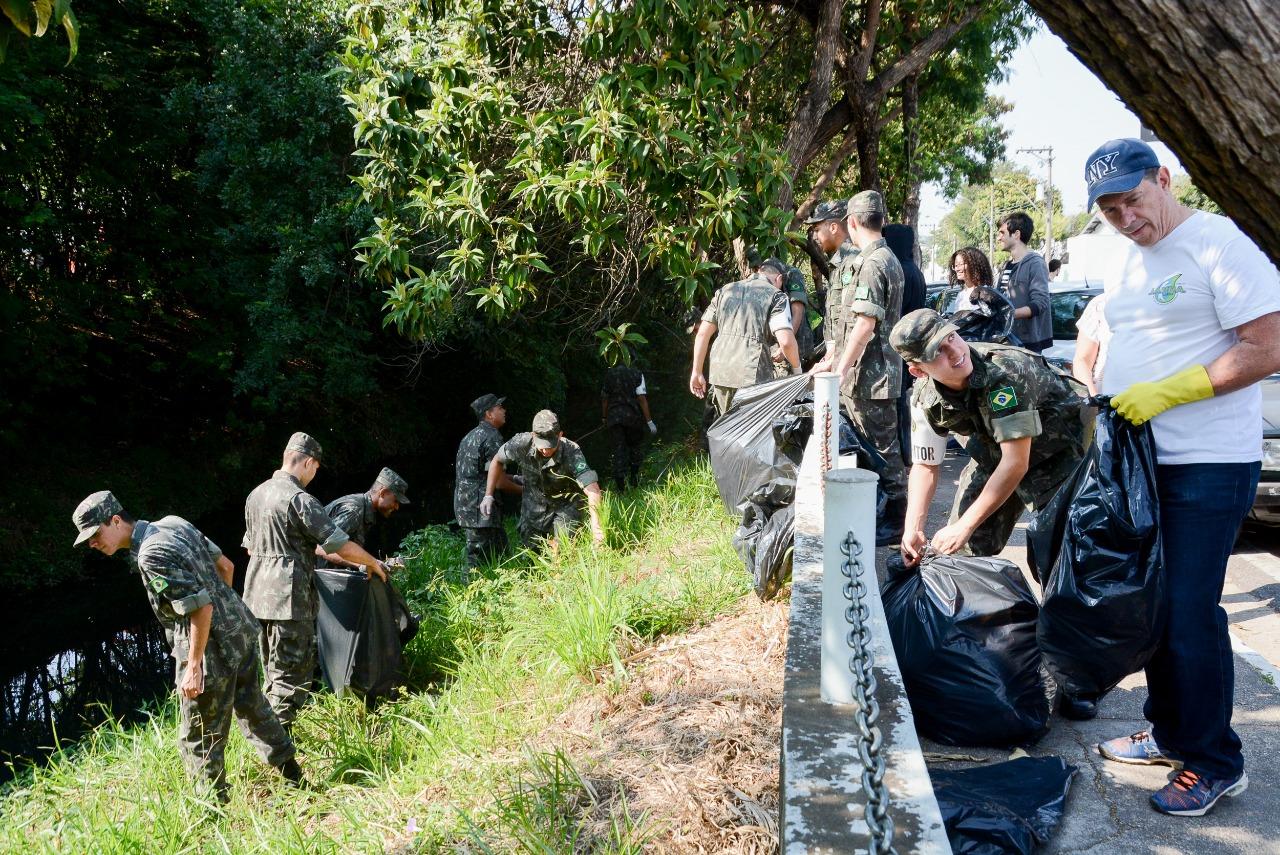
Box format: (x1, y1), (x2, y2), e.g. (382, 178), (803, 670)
(777, 0), (847, 212)
(1026, 0), (1280, 265)
(900, 72), (921, 227)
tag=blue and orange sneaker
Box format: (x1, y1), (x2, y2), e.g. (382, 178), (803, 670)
(1150, 769), (1248, 817)
(1097, 730), (1184, 767)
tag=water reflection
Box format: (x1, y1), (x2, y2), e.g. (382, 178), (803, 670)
(1, 622), (170, 783)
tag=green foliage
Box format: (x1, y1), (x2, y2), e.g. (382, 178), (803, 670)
(934, 161), (1069, 263)
(339, 0), (794, 342)
(1172, 173), (1222, 215)
(1, 0), (77, 63)
(596, 322), (648, 367)
(0, 460), (744, 851)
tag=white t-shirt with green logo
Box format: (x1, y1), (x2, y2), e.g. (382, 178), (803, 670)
(1101, 211), (1280, 463)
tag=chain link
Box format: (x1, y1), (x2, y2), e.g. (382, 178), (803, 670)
(820, 399), (833, 487)
(840, 530), (895, 854)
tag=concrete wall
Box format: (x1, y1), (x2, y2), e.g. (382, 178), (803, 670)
(780, 434), (949, 853)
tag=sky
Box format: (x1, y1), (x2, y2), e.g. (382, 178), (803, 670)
(916, 25), (1184, 237)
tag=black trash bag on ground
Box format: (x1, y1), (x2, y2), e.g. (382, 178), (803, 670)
(316, 568), (420, 704)
(948, 286), (1021, 346)
(708, 374), (812, 514)
(882, 552), (1049, 747)
(932, 756), (1077, 855)
(732, 479), (796, 601)
(1027, 404), (1164, 699)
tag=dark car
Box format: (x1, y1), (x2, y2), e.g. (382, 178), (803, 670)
(1040, 283), (1104, 372)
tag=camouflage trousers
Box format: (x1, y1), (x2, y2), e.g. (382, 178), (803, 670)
(950, 456), (1069, 556)
(462, 525), (508, 574)
(259, 617), (316, 730)
(178, 646), (294, 800)
(520, 506), (582, 547)
(709, 385), (737, 419)
(841, 395), (908, 503)
(608, 423), (646, 485)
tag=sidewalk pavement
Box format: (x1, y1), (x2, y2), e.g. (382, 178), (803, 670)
(910, 451), (1280, 854)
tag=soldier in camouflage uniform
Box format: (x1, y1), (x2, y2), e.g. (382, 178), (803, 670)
(690, 258), (798, 416)
(891, 308), (1089, 560)
(317, 467), (408, 570)
(455, 394), (520, 573)
(810, 191), (908, 542)
(805, 199), (858, 343)
(769, 263), (815, 377)
(73, 491), (300, 801)
(242, 432), (388, 728)
(481, 410), (605, 547)
(601, 362), (657, 491)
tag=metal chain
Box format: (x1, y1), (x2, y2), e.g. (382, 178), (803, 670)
(840, 530), (895, 854)
(820, 399), (833, 495)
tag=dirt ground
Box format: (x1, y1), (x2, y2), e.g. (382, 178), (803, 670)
(550, 596), (789, 854)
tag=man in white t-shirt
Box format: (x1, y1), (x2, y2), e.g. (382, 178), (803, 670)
(1086, 138), (1280, 817)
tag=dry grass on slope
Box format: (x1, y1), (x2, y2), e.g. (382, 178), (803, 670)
(548, 596), (789, 854)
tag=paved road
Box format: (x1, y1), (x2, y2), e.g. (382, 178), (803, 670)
(914, 453), (1280, 854)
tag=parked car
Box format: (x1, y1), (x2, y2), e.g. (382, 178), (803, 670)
(1249, 374), (1280, 525)
(1039, 282), (1104, 372)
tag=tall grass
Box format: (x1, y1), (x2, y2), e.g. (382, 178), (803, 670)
(0, 458), (747, 853)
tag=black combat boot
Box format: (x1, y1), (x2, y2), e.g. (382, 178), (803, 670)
(277, 757), (308, 787)
(613, 475), (626, 492)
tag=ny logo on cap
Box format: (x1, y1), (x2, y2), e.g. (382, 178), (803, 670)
(1086, 152), (1120, 186)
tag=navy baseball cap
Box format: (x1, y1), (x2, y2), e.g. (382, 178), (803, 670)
(1084, 138), (1161, 210)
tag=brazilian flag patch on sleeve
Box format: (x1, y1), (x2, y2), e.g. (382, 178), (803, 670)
(989, 386), (1019, 412)
(149, 575), (169, 594)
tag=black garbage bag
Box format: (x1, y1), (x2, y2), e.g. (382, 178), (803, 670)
(707, 374), (812, 513)
(732, 479), (796, 601)
(316, 568), (421, 704)
(1027, 404), (1164, 699)
(883, 553), (1049, 747)
(932, 756), (1077, 855)
(771, 396), (888, 475)
(948, 286), (1020, 346)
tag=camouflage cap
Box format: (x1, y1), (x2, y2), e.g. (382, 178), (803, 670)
(374, 467), (410, 505)
(285, 431), (323, 462)
(759, 256), (788, 276)
(786, 266), (806, 290)
(848, 190), (887, 216)
(531, 409), (561, 450)
(72, 490), (124, 547)
(803, 199), (848, 225)
(890, 309), (960, 363)
(745, 246), (763, 269)
(471, 393), (506, 420)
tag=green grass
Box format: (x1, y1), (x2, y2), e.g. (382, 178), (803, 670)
(0, 457), (746, 854)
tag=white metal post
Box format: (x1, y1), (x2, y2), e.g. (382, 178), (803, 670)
(821, 466), (879, 705)
(813, 371), (840, 476)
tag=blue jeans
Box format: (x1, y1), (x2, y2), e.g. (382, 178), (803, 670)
(1143, 461), (1260, 779)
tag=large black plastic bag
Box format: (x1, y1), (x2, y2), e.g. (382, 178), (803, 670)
(932, 756), (1076, 855)
(708, 374), (811, 513)
(316, 568), (421, 704)
(732, 480), (796, 601)
(948, 286), (1020, 346)
(882, 553), (1049, 747)
(1027, 405), (1164, 698)
(771, 395), (888, 475)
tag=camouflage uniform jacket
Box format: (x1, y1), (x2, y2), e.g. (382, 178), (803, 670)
(129, 517), (259, 678)
(912, 342), (1088, 505)
(835, 238), (904, 400)
(455, 421), (505, 529)
(701, 273), (791, 389)
(242, 471), (349, 621)
(601, 366), (645, 428)
(495, 432), (599, 533)
(824, 240), (859, 332)
(316, 493), (376, 568)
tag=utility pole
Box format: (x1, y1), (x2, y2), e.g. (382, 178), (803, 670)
(1018, 145), (1055, 261)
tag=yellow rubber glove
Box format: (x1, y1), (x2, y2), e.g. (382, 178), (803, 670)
(1112, 364), (1214, 425)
